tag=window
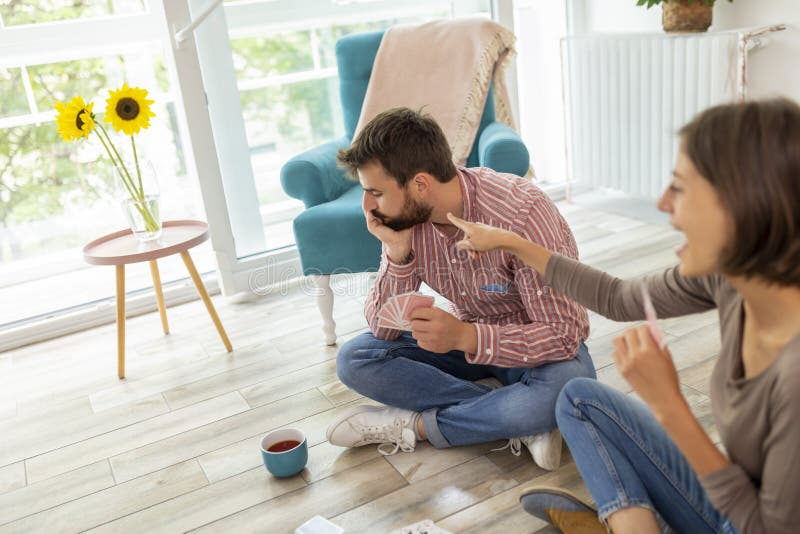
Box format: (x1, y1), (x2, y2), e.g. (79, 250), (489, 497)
(0, 0), (146, 26)
(226, 1), (488, 252)
(0, 4), (213, 334)
(0, 0), (495, 346)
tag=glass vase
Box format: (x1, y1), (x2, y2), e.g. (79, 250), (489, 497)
(114, 160), (162, 242)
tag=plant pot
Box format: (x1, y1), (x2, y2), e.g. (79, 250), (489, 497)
(662, 0), (714, 33)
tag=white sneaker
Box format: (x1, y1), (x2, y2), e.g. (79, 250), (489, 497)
(326, 405), (417, 456)
(493, 429), (563, 471)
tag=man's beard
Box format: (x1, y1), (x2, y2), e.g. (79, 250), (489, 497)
(372, 195), (433, 231)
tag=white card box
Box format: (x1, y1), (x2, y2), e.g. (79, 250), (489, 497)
(295, 515), (344, 534)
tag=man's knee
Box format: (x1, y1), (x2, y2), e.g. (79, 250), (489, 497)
(498, 387), (561, 436)
(336, 335), (360, 386)
(335, 331), (383, 386)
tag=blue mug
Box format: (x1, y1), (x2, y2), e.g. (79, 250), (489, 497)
(260, 428), (308, 477)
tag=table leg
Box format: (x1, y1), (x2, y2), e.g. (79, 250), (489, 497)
(149, 260), (170, 335)
(115, 264), (126, 379)
(180, 250), (233, 352)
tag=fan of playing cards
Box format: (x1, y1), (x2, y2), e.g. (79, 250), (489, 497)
(377, 291), (435, 331)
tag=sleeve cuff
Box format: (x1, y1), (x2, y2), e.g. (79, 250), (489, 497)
(386, 250), (417, 278)
(543, 253), (567, 286)
(699, 463), (749, 503)
(698, 463), (761, 525)
(465, 323), (500, 365)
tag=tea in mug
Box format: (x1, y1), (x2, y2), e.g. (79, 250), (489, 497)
(267, 439), (301, 453)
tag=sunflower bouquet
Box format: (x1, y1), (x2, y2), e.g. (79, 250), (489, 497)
(54, 84), (159, 236)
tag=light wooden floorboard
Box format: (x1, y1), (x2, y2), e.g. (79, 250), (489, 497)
(0, 461), (26, 496)
(0, 460), (114, 525)
(1, 394), (169, 468)
(85, 465), (306, 534)
(1, 460), (208, 533)
(0, 201), (722, 533)
(190, 458), (408, 533)
(25, 392), (250, 484)
(330, 457), (518, 533)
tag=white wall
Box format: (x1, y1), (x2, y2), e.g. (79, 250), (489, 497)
(513, 1), (569, 183)
(714, 0), (800, 100)
(569, 0), (800, 101)
(512, 0), (798, 185)
(569, 0), (661, 33)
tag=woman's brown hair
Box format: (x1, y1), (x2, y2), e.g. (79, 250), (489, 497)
(680, 98), (800, 286)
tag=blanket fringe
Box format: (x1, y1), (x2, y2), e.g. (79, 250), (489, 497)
(451, 27), (516, 165)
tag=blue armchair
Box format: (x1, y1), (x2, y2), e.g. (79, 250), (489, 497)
(280, 29), (530, 345)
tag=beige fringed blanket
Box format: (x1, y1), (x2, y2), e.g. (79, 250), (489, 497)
(355, 18), (517, 166)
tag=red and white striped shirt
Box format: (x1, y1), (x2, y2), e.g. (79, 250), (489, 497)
(365, 166), (590, 368)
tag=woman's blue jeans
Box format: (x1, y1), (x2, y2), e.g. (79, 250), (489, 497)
(556, 377), (739, 533)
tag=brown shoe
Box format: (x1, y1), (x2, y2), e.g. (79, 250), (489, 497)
(520, 486), (607, 534)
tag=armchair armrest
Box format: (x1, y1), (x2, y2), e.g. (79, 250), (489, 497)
(478, 121), (530, 177)
(280, 136), (354, 208)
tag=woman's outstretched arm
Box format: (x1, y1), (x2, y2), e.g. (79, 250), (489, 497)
(447, 212), (553, 274)
(446, 212), (717, 321)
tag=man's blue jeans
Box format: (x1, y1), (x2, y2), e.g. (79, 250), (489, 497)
(556, 377), (739, 533)
(336, 331), (596, 448)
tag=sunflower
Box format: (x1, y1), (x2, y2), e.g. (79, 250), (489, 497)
(104, 83), (155, 135)
(54, 96), (95, 142)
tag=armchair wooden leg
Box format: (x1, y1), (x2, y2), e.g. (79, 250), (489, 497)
(149, 260), (169, 335)
(115, 264), (126, 379)
(180, 250), (232, 352)
(312, 274), (337, 346)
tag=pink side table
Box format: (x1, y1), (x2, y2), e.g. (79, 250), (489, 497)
(83, 220), (232, 379)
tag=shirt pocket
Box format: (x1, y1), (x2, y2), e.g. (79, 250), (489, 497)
(474, 269), (517, 305)
(479, 282), (511, 294)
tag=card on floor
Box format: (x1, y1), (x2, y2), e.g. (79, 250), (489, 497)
(390, 519), (452, 534)
(295, 515), (343, 534)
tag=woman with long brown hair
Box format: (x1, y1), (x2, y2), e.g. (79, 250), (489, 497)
(447, 98), (800, 533)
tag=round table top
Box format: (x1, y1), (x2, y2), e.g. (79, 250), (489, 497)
(83, 220), (209, 266)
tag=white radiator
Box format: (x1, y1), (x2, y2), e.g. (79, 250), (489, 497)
(561, 27), (783, 199)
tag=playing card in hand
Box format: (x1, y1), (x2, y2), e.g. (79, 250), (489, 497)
(641, 283), (666, 349)
(376, 292), (435, 331)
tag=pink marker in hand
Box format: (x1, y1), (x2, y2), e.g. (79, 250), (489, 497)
(641, 283), (667, 350)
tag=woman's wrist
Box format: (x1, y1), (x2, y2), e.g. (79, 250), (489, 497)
(652, 392), (691, 425)
(499, 231), (523, 253)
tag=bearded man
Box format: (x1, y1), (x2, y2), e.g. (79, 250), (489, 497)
(326, 108), (595, 470)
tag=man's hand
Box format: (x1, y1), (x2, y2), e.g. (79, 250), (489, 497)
(363, 192), (411, 263)
(409, 307), (477, 354)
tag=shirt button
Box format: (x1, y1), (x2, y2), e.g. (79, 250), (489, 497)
(461, 291), (467, 296)
(537, 290), (543, 296)
(451, 258), (457, 264)
(485, 348), (493, 355)
(523, 356), (529, 362)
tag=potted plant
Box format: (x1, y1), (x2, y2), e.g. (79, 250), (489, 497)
(636, 0), (732, 33)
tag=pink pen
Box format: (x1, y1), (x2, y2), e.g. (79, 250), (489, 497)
(641, 283), (667, 350)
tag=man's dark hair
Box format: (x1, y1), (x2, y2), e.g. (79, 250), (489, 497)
(680, 98), (800, 286)
(337, 107), (457, 187)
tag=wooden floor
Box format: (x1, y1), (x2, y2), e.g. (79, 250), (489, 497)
(0, 200), (722, 533)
